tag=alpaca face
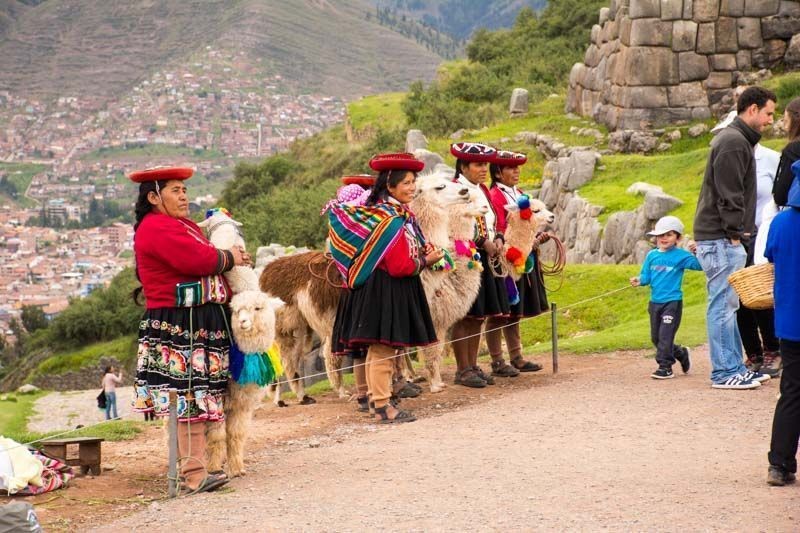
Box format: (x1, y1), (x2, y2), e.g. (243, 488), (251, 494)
(230, 291), (285, 351)
(414, 170), (470, 208)
(530, 198), (555, 230)
(448, 195), (489, 241)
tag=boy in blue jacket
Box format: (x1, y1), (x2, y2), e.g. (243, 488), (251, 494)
(631, 216), (703, 379)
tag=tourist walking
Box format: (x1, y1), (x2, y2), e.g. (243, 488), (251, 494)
(101, 366), (123, 420)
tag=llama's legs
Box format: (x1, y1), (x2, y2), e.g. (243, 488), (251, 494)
(322, 337), (347, 398)
(205, 417), (227, 474)
(225, 383), (259, 477)
(422, 344), (446, 393)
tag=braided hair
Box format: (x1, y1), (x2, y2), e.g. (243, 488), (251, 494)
(366, 170), (412, 206)
(131, 180), (168, 304)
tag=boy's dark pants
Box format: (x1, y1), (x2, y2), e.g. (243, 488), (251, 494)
(649, 300), (684, 368)
(768, 339), (800, 474)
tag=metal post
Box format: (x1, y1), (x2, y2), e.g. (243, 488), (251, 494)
(551, 302), (558, 374)
(167, 388), (178, 498)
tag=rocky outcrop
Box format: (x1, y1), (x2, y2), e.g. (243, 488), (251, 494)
(567, 0), (800, 130)
(509, 88), (530, 115)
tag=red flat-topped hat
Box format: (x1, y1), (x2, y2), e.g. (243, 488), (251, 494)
(450, 142), (497, 163)
(368, 152), (425, 172)
(491, 150), (527, 167)
(341, 174), (377, 187)
(128, 166), (194, 183)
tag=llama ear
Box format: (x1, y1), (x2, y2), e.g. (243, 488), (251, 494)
(504, 202), (520, 213)
(267, 297), (285, 312)
(232, 219), (242, 227)
(196, 218), (211, 228)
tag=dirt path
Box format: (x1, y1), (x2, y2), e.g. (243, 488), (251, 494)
(28, 388), (136, 433)
(20, 348), (799, 532)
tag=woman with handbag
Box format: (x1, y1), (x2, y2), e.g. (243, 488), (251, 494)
(129, 166), (249, 494)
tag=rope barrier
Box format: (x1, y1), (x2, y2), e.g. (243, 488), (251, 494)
(4, 283), (633, 454)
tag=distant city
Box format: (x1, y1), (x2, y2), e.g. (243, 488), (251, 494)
(0, 47), (347, 339)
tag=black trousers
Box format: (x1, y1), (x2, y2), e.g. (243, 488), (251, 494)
(649, 300), (684, 368)
(737, 240), (779, 358)
(768, 339), (800, 473)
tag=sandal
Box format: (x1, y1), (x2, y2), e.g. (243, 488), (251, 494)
(511, 357), (543, 372)
(473, 366), (495, 385)
(454, 368), (486, 388)
(374, 404), (416, 424)
(396, 382), (421, 398)
(491, 359), (520, 378)
(181, 472), (228, 494)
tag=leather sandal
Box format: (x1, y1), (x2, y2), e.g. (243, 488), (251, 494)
(181, 472), (228, 494)
(356, 396), (369, 412)
(454, 368), (486, 388)
(396, 382), (421, 398)
(491, 359), (520, 378)
(511, 356), (543, 372)
(374, 404), (416, 424)
(473, 366), (495, 385)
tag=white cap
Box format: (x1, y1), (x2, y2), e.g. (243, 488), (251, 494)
(647, 215), (684, 236)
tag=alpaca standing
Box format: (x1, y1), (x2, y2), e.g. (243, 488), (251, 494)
(206, 290), (284, 477)
(259, 169), (471, 402)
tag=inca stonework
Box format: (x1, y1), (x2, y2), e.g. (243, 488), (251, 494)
(567, 0), (800, 130)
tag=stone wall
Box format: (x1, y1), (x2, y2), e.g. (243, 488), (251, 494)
(32, 357), (134, 392)
(567, 0), (800, 130)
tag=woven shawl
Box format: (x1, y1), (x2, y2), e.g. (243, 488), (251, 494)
(328, 203), (410, 289)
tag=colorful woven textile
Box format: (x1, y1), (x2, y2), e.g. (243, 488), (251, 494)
(328, 203), (410, 289)
(14, 450), (74, 496)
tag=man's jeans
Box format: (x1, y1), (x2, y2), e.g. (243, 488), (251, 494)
(696, 239), (748, 383)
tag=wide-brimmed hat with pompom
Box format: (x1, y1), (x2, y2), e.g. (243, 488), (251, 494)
(368, 153), (425, 172)
(491, 150), (527, 167)
(450, 142), (497, 163)
(128, 166), (194, 183)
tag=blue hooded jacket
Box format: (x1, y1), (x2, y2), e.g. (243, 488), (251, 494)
(764, 161), (800, 341)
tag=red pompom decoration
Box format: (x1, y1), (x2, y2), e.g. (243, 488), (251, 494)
(520, 208), (533, 221)
(505, 247), (523, 263)
(369, 153), (424, 172)
(129, 166), (193, 183)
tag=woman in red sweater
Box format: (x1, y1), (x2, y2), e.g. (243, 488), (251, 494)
(129, 167), (248, 493)
(329, 153), (443, 423)
(487, 150), (548, 373)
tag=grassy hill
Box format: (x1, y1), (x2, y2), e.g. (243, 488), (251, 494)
(0, 0), (444, 101)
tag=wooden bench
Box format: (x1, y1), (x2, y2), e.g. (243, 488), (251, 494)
(41, 437), (104, 476)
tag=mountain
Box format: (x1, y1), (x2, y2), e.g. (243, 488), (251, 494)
(372, 0), (547, 40)
(0, 0), (445, 102)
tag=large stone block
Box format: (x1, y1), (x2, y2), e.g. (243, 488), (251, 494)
(779, 0), (800, 16)
(736, 49), (753, 68)
(672, 20), (698, 51)
(679, 51), (711, 80)
(704, 70), (734, 88)
(563, 150), (599, 191)
(599, 7), (611, 24)
(630, 0), (662, 17)
(761, 15), (800, 39)
(591, 24), (601, 45)
(744, 0), (781, 16)
(684, 0), (694, 17)
(630, 18), (673, 46)
(711, 53), (738, 69)
(694, 0), (721, 21)
(668, 81), (710, 106)
(584, 45), (601, 68)
(619, 17), (633, 45)
(720, 0), (745, 15)
(785, 34), (800, 65)
(616, 46), (679, 85)
(661, 0), (685, 19)
(623, 86), (671, 107)
(509, 88), (529, 115)
(406, 129), (428, 152)
(736, 17), (763, 48)
(569, 62), (585, 88)
(716, 17), (739, 52)
(697, 22), (716, 54)
(692, 106), (713, 120)
(616, 107), (693, 129)
(644, 191), (683, 221)
(752, 38), (788, 67)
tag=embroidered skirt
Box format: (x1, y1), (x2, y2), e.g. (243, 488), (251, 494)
(467, 253), (511, 319)
(333, 268), (437, 350)
(132, 304), (231, 422)
(511, 259), (549, 318)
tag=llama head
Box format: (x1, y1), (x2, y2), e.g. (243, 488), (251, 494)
(412, 169), (470, 210)
(448, 190), (489, 242)
(230, 290), (286, 353)
(504, 195), (555, 233)
(197, 207), (245, 250)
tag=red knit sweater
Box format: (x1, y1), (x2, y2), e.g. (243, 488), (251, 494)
(134, 212), (230, 309)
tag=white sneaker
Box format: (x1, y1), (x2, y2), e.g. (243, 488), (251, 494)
(742, 370), (771, 383)
(711, 374), (761, 390)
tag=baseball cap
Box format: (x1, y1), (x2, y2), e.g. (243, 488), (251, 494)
(647, 215), (684, 236)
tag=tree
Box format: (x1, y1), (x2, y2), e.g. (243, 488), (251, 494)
(21, 305), (48, 333)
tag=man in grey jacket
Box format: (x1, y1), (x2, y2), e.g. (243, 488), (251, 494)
(694, 86), (776, 390)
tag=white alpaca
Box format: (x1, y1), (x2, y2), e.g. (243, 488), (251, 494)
(497, 197), (555, 281)
(206, 290), (284, 477)
(198, 209), (259, 293)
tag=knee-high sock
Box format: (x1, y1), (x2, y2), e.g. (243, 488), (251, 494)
(367, 344), (396, 408)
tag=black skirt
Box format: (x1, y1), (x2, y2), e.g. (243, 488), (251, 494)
(333, 268), (437, 350)
(511, 258), (549, 317)
(467, 253), (511, 319)
(132, 304), (231, 421)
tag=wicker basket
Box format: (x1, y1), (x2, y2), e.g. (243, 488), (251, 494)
(728, 263), (774, 310)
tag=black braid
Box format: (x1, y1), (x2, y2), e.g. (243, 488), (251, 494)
(366, 170), (409, 206)
(131, 180), (167, 305)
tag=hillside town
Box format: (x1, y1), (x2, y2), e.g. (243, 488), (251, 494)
(0, 47), (347, 337)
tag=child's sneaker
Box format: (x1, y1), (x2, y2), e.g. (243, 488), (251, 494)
(676, 346), (691, 374)
(711, 374), (761, 389)
(651, 367), (674, 380)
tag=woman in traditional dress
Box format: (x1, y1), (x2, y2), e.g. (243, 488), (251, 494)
(329, 153), (442, 423)
(129, 166), (249, 493)
(486, 150), (548, 374)
(449, 142), (512, 388)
